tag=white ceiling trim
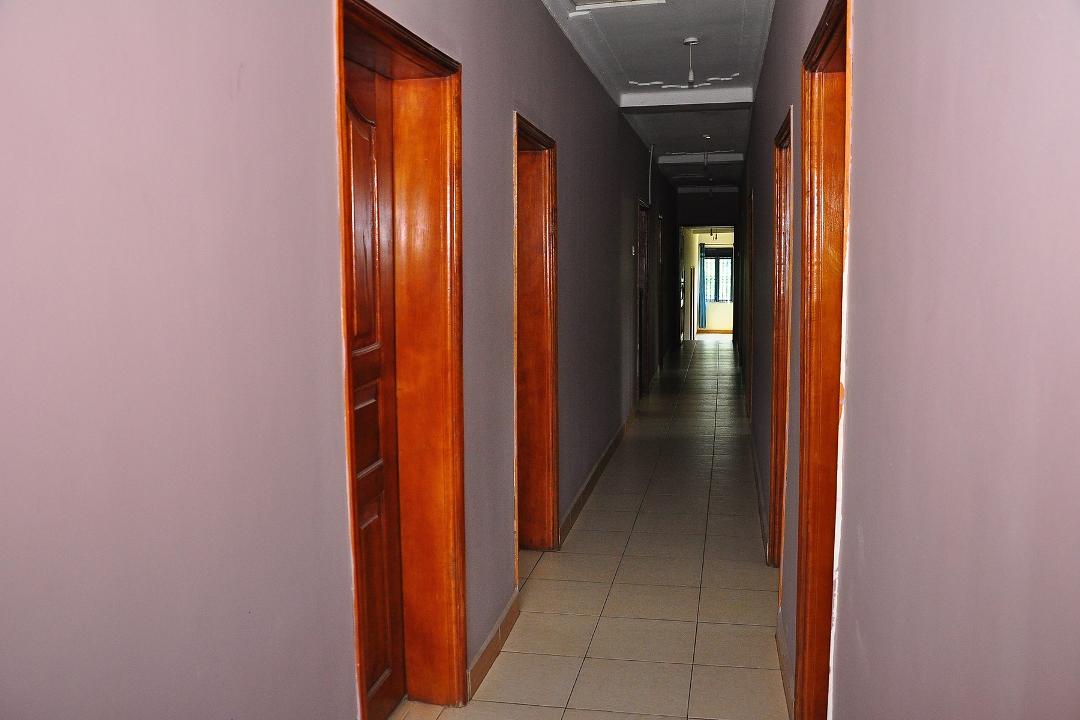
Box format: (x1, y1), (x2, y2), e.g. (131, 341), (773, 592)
(571, 0), (665, 13)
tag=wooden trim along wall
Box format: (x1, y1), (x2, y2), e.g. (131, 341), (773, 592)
(768, 109), (794, 570)
(339, 0), (468, 708)
(746, 191), (756, 421)
(466, 591), (520, 699)
(795, 1), (848, 719)
(636, 202), (651, 396)
(559, 405), (638, 544)
(514, 113), (560, 553)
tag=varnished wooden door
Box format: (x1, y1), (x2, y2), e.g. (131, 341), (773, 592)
(637, 204), (650, 395)
(342, 58), (406, 720)
(515, 115), (560, 552)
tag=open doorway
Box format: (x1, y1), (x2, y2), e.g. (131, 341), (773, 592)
(337, 2), (467, 715)
(514, 114), (560, 556)
(681, 226), (735, 341)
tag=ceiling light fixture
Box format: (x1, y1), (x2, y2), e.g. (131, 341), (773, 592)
(683, 37), (698, 87)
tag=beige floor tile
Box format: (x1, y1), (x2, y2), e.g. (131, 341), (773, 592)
(623, 532), (705, 561)
(705, 535), (766, 563)
(562, 529), (631, 556)
(519, 550), (543, 580)
(575, 510), (639, 533)
(602, 583), (699, 622)
(705, 514), (762, 539)
(503, 611), (599, 657)
(585, 492), (645, 513)
(587, 616), (696, 664)
(694, 622), (780, 669)
(472, 651), (583, 707)
(532, 552), (621, 583)
(595, 474), (651, 495)
(563, 710), (681, 720)
(634, 511), (708, 535)
(520, 579), (611, 615)
(700, 558), (779, 591)
(568, 658), (692, 717)
(698, 588), (778, 626)
(639, 493), (710, 515)
(440, 701), (563, 719)
(647, 480), (711, 498)
(614, 554), (702, 587)
(388, 700), (444, 720)
(688, 665), (788, 719)
(708, 496), (758, 517)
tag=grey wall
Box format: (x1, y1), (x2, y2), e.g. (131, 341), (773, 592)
(0, 1), (671, 717)
(0, 2), (357, 718)
(367, 0), (673, 660)
(746, 0), (1080, 716)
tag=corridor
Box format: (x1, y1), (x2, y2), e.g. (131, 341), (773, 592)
(393, 337), (786, 720)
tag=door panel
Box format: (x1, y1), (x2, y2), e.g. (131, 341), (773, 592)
(637, 206), (650, 394)
(515, 136), (559, 552)
(343, 58), (406, 720)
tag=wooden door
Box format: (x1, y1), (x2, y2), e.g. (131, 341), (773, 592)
(515, 115), (560, 552)
(796, 1), (848, 718)
(342, 58), (407, 720)
(768, 111), (793, 569)
(637, 204), (650, 394)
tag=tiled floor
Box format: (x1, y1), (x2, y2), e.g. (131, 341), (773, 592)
(391, 337), (786, 720)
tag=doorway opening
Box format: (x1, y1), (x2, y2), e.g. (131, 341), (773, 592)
(680, 226), (735, 340)
(768, 108), (793, 570)
(338, 2), (467, 716)
(514, 113), (560, 555)
(795, 1), (848, 718)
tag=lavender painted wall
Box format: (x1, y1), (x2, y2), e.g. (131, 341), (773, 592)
(747, 0), (1080, 715)
(0, 0), (669, 715)
(835, 2), (1080, 716)
(368, 0), (672, 661)
(0, 2), (356, 718)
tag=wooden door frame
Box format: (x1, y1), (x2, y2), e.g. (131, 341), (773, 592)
(794, 1), (849, 718)
(768, 109), (794, 569)
(636, 202), (650, 395)
(337, 1), (467, 708)
(746, 191), (755, 420)
(513, 112), (560, 554)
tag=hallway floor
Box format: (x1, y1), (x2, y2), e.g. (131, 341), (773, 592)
(393, 337), (786, 720)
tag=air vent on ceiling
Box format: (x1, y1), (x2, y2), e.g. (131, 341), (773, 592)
(572, 0), (665, 10)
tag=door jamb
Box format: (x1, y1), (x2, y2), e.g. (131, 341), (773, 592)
(513, 112), (560, 555)
(337, 0), (468, 707)
(768, 109), (794, 569)
(795, 1), (849, 718)
(636, 202), (651, 395)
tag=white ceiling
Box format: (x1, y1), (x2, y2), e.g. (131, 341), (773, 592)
(539, 0), (775, 191)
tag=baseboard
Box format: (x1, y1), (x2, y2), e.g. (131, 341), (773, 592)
(466, 590), (519, 699)
(697, 328), (733, 334)
(776, 606), (795, 719)
(559, 404), (638, 544)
